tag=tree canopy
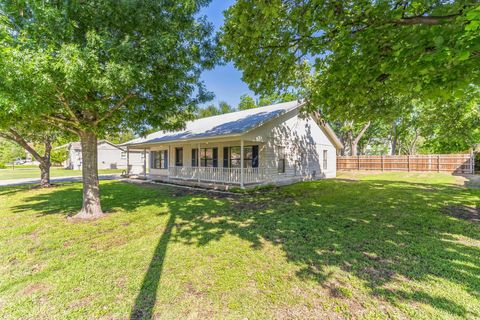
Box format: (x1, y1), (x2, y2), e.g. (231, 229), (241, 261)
(0, 1), (218, 217)
(222, 1), (480, 120)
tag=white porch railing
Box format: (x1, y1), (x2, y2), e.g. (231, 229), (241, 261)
(168, 166), (265, 185)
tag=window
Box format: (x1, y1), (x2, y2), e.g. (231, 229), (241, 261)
(277, 146), (286, 173)
(151, 150), (168, 169)
(121, 152), (127, 160)
(323, 150), (328, 170)
(191, 148), (199, 167)
(175, 148), (183, 166)
(199, 148), (218, 167)
(228, 145), (259, 168)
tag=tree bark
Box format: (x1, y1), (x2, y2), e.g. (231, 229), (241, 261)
(391, 122), (398, 156)
(39, 161), (51, 187)
(75, 130), (103, 219)
(350, 122), (370, 156)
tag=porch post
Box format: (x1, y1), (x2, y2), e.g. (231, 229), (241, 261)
(240, 139), (244, 188)
(143, 148), (147, 179)
(198, 143), (201, 183)
(126, 146), (130, 177)
(168, 145), (171, 181)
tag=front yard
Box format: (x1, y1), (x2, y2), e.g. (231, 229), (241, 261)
(0, 167), (123, 180)
(0, 172), (479, 319)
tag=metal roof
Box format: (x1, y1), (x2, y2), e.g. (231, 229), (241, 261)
(124, 100), (302, 147)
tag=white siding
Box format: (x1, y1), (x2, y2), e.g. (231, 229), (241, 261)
(148, 141), (266, 180)
(64, 141), (148, 174)
(245, 109), (337, 182)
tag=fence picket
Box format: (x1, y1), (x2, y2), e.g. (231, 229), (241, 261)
(337, 154), (473, 174)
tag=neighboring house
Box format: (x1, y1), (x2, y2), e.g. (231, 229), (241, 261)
(59, 140), (147, 175)
(124, 101), (342, 188)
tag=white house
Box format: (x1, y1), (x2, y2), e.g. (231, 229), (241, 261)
(124, 101), (343, 188)
(60, 140), (147, 175)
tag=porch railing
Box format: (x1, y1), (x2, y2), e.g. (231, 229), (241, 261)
(168, 166), (265, 184)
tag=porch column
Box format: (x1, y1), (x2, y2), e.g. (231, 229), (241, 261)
(197, 143), (201, 183)
(240, 139), (244, 188)
(143, 148), (147, 179)
(126, 146), (130, 177)
(168, 145), (171, 181)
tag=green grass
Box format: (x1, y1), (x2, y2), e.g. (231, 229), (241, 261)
(0, 167), (123, 180)
(0, 172), (479, 319)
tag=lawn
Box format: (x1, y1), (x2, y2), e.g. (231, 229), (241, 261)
(0, 167), (123, 180)
(0, 172), (479, 319)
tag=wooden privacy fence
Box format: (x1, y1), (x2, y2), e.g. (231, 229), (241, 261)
(337, 154), (474, 174)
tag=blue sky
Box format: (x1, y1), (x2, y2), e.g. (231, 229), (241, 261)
(199, 0), (254, 108)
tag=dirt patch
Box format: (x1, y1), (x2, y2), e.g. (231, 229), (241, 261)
(442, 205), (479, 223)
(19, 283), (51, 296)
(185, 281), (204, 298)
(68, 297), (91, 309)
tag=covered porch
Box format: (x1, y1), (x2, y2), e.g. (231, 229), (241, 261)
(168, 166), (265, 185)
(144, 138), (268, 188)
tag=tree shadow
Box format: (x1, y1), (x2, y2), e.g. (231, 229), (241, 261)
(129, 212), (176, 320)
(166, 178), (480, 317)
(8, 178), (480, 318)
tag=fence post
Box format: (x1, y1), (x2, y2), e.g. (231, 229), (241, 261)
(437, 155), (440, 172)
(357, 156), (360, 170)
(407, 155), (410, 172)
(381, 155), (384, 172)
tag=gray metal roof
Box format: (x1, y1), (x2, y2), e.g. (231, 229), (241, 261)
(124, 100), (302, 146)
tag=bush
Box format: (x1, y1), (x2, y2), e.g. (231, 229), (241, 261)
(0, 163), (6, 169)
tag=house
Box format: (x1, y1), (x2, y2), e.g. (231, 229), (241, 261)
(59, 140), (147, 175)
(124, 101), (343, 188)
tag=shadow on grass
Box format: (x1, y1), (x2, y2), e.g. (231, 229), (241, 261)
(7, 179), (480, 318)
(129, 212), (176, 320)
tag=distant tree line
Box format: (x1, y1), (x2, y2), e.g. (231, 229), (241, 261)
(196, 92), (299, 118)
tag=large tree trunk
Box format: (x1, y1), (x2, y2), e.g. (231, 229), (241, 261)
(391, 122), (398, 155)
(39, 137), (52, 187)
(75, 130), (103, 219)
(39, 162), (51, 187)
(350, 122), (370, 156)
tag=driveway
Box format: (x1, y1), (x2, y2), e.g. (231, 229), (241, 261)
(0, 174), (120, 187)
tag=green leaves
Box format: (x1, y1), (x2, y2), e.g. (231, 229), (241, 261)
(221, 1), (479, 123)
(0, 0), (219, 135)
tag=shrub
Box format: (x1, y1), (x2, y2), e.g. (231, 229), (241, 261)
(0, 163), (6, 169)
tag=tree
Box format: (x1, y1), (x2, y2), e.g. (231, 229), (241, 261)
(416, 90), (480, 153)
(218, 101), (235, 114)
(50, 147), (68, 166)
(0, 129), (55, 187)
(222, 1), (480, 119)
(104, 131), (136, 145)
(0, 1), (217, 218)
(0, 138), (23, 164)
(258, 92), (299, 107)
(237, 93), (299, 111)
(237, 94), (257, 110)
(197, 101), (234, 118)
(331, 121), (371, 156)
(0, 101), (66, 187)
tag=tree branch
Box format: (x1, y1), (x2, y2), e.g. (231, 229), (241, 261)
(393, 12), (462, 25)
(55, 89), (81, 125)
(5, 128), (46, 164)
(42, 116), (81, 135)
(95, 93), (134, 125)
